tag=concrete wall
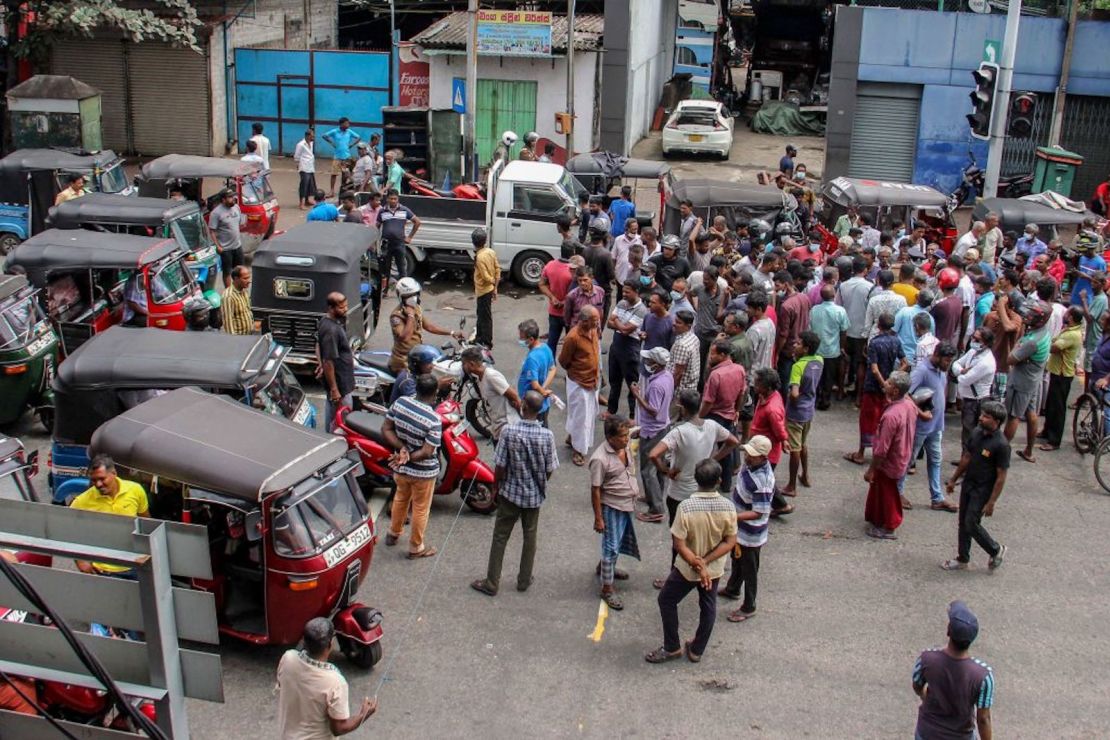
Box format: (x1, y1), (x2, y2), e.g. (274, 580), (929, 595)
(600, 0), (678, 153)
(827, 6), (1110, 192)
(211, 0), (338, 153)
(426, 51), (600, 154)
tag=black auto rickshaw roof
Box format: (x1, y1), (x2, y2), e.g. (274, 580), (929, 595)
(821, 177), (949, 209)
(253, 222), (373, 274)
(5, 230), (181, 283)
(668, 178), (787, 209)
(90, 387), (348, 502)
(0, 274), (30, 303)
(565, 152), (671, 180)
(47, 193), (200, 229)
(972, 197), (1092, 231)
(55, 327), (279, 391)
(0, 148), (122, 174)
(140, 155), (263, 180)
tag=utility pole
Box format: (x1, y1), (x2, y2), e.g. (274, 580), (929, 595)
(1048, 0), (1079, 146)
(565, 0), (576, 158)
(465, 0), (479, 180)
(983, 0), (1021, 198)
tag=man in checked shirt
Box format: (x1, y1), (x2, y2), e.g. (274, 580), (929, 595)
(470, 392), (557, 596)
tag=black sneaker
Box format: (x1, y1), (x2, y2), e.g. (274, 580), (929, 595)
(988, 544), (1007, 571)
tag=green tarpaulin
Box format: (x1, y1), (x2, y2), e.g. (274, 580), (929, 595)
(750, 101), (825, 137)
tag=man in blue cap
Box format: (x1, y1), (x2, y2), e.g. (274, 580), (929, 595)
(912, 601), (996, 739)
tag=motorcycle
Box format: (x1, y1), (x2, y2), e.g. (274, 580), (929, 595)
(950, 151), (1035, 208)
(334, 398), (498, 514)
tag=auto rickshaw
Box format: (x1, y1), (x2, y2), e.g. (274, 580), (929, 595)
(46, 325), (317, 504)
(971, 196), (1092, 240)
(0, 148), (132, 254)
(564, 152), (672, 230)
(0, 274), (58, 430)
(89, 387), (384, 666)
(818, 176), (957, 254)
(136, 154), (279, 254)
(4, 229), (200, 356)
(47, 193), (223, 301)
(662, 178), (796, 235)
(0, 435), (41, 503)
(252, 222), (377, 370)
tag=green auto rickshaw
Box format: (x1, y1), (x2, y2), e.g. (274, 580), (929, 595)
(0, 273), (58, 430)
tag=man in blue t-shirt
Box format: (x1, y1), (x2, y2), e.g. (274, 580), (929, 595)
(323, 117), (361, 197)
(1070, 241), (1107, 306)
(778, 144), (797, 178)
(608, 186), (636, 238)
(516, 319), (556, 424)
(306, 189), (339, 222)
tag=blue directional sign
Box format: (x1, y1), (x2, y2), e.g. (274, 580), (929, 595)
(452, 78), (466, 114)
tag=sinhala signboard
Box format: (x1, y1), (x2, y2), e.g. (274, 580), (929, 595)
(477, 10), (553, 57)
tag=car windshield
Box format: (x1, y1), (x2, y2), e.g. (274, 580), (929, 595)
(253, 364), (306, 420)
(272, 466), (366, 558)
(0, 295), (45, 350)
(240, 175), (273, 205)
(97, 164), (130, 194)
(150, 258), (194, 304)
(170, 211), (214, 252)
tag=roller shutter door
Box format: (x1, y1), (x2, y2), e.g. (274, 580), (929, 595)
(848, 83), (922, 183)
(51, 39), (129, 153)
(128, 43), (211, 156)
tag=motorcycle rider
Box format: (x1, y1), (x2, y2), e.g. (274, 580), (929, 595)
(390, 344), (453, 405)
(388, 277), (464, 375)
(184, 297), (218, 332)
(461, 346), (521, 441)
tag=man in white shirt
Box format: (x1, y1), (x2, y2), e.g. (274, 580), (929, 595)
(461, 347), (521, 440)
(294, 129), (317, 210)
(249, 122), (271, 169)
(951, 326), (997, 451)
(351, 143), (377, 193)
(954, 222), (985, 258)
(981, 212), (1002, 264)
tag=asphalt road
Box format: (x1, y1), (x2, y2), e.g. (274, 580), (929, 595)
(3, 145), (1108, 737)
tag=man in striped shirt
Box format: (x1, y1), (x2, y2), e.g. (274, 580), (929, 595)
(913, 601), (995, 740)
(221, 266), (254, 335)
(720, 435), (774, 623)
(382, 374), (442, 559)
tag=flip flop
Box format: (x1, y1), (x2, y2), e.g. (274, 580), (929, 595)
(644, 647), (683, 664)
(600, 591), (624, 610)
(572, 452), (586, 466)
(1037, 444), (1059, 452)
(636, 512), (664, 523)
(407, 546), (437, 560)
(727, 609), (756, 623)
(940, 560), (969, 571)
(842, 452), (865, 465)
(470, 579), (498, 596)
(1016, 450), (1036, 463)
(652, 578), (666, 590)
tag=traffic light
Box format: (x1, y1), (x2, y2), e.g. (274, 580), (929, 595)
(1008, 92), (1037, 138)
(967, 62), (999, 140)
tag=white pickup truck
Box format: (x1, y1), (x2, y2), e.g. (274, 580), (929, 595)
(400, 160), (587, 288)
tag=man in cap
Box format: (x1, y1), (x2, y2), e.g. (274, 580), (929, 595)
(632, 346), (674, 523)
(720, 434), (774, 624)
(912, 601), (996, 739)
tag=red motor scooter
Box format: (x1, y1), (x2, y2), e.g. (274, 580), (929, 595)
(335, 399), (497, 514)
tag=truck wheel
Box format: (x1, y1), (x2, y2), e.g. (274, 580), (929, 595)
(0, 233), (20, 256)
(511, 251), (550, 289)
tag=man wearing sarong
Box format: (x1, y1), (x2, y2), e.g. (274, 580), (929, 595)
(559, 305), (601, 466)
(864, 370), (917, 539)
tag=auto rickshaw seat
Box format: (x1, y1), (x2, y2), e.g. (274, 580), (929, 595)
(357, 352), (393, 374)
(344, 410), (389, 445)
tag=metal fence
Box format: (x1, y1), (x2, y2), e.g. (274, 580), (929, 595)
(846, 0), (1066, 17)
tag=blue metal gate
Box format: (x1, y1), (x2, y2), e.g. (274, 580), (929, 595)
(234, 49), (391, 156)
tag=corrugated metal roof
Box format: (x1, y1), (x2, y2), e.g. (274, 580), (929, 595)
(412, 12), (604, 52)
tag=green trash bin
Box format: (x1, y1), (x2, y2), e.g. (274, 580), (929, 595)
(1033, 145), (1083, 198)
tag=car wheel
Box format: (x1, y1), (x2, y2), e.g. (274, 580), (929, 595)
(0, 233), (20, 256)
(510, 250), (550, 289)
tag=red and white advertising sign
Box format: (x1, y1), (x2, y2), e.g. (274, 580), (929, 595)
(398, 42), (430, 108)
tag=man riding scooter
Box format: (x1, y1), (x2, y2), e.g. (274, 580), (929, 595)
(390, 344), (453, 404)
(184, 297), (219, 332)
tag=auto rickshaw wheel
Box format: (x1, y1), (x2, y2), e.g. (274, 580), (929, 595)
(464, 482), (497, 515)
(0, 233), (19, 256)
(36, 407), (54, 434)
(338, 636), (382, 669)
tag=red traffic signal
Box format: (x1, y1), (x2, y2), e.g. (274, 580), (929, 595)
(1008, 92), (1037, 138)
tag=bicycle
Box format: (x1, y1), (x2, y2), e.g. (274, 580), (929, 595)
(1071, 388), (1107, 454)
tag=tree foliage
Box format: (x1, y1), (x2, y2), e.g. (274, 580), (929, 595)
(4, 0), (203, 59)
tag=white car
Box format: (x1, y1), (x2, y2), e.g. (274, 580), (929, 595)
(662, 100), (733, 159)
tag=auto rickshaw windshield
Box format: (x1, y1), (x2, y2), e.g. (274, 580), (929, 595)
(170, 211), (215, 251)
(254, 364), (306, 419)
(150, 259), (194, 304)
(559, 170), (588, 202)
(272, 464), (367, 559)
(97, 164), (130, 195)
(241, 175), (273, 206)
(0, 295), (44, 350)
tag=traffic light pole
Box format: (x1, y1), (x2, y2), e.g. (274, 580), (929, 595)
(983, 0), (1022, 198)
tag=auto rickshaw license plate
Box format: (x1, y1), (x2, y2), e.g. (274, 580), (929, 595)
(26, 334), (53, 357)
(323, 523), (372, 567)
(687, 134), (704, 142)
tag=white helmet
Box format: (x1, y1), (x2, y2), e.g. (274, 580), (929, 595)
(501, 131), (518, 147)
(524, 131), (539, 145)
(395, 276), (421, 300)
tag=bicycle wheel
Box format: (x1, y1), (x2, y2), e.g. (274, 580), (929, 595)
(1072, 393), (1100, 454)
(1094, 438), (1110, 494)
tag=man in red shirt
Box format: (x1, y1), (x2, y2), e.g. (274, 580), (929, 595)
(773, 268), (812, 399)
(539, 240), (578, 353)
(699, 338), (747, 488)
(1093, 176), (1110, 216)
(864, 371), (918, 539)
(748, 367), (793, 516)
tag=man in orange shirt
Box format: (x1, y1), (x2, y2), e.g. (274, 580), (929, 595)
(558, 305), (601, 466)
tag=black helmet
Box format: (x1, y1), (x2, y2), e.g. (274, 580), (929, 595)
(184, 296), (211, 319)
(588, 215), (611, 238)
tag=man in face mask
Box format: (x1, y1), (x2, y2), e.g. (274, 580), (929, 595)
(668, 276), (694, 317)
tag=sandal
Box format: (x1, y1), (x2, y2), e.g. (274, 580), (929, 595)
(407, 546), (438, 559)
(940, 560), (969, 571)
(385, 533), (399, 547)
(644, 646), (683, 664)
(1016, 450), (1036, 463)
(727, 609), (756, 623)
(572, 452), (586, 466)
(1037, 443), (1059, 452)
(652, 578), (666, 590)
(470, 579), (498, 596)
(636, 511), (664, 523)
(684, 641), (702, 663)
(842, 452), (865, 465)
(600, 591), (623, 610)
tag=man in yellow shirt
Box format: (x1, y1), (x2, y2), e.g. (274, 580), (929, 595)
(221, 265), (255, 335)
(69, 454), (149, 575)
(472, 227), (500, 349)
(892, 262), (919, 306)
(54, 173), (87, 206)
(1039, 306), (1084, 451)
